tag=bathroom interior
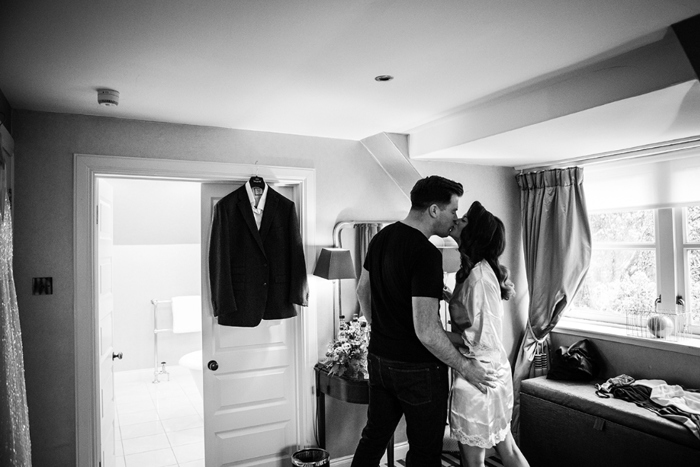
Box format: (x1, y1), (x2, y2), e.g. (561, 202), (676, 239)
(107, 177), (205, 466)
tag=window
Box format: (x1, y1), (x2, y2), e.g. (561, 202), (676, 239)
(569, 209), (657, 325)
(563, 150), (700, 336)
(567, 205), (700, 335)
(685, 205), (700, 314)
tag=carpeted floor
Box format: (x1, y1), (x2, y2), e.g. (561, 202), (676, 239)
(385, 451), (504, 466)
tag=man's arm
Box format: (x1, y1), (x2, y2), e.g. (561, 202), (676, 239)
(445, 330), (466, 349)
(413, 297), (496, 393)
(356, 267), (372, 324)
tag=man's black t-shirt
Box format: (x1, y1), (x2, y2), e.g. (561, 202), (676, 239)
(363, 222), (444, 363)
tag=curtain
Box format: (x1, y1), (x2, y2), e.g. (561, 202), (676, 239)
(353, 223), (382, 315)
(354, 223), (382, 279)
(511, 167), (591, 440)
(1, 192), (32, 466)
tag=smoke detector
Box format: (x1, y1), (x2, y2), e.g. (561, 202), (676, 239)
(97, 89), (120, 107)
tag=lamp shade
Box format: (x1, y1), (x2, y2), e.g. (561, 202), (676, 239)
(313, 248), (356, 280)
(429, 236), (461, 273)
(441, 247), (461, 273)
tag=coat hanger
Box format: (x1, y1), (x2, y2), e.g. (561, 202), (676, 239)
(249, 161), (265, 189)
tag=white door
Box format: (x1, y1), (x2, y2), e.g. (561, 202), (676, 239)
(97, 179), (117, 467)
(201, 182), (299, 467)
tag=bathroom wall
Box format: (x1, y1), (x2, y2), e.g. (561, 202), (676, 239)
(109, 178), (202, 372)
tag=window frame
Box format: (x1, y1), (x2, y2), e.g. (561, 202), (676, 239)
(566, 206), (700, 336)
(679, 207), (700, 334)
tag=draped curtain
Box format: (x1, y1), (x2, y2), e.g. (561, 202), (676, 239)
(1, 192), (32, 466)
(353, 223), (382, 315)
(511, 167), (592, 439)
(354, 223), (382, 279)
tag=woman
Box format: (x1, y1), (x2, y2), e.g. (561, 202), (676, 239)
(446, 201), (529, 467)
(449, 212), (469, 245)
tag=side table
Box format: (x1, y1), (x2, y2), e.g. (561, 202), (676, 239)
(314, 364), (394, 466)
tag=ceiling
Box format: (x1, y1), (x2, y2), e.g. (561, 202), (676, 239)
(1, 1), (700, 167)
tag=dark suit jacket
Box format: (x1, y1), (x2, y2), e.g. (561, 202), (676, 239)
(208, 184), (309, 327)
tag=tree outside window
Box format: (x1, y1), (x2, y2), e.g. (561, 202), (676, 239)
(571, 210), (656, 317)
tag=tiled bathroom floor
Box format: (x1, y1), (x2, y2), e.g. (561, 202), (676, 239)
(114, 366), (204, 467)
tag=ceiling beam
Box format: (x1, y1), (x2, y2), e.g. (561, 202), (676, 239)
(408, 27), (697, 160)
(361, 132), (418, 200)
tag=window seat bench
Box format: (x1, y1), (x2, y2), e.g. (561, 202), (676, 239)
(519, 376), (700, 467)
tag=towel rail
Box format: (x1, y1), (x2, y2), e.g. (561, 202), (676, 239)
(151, 299), (171, 383)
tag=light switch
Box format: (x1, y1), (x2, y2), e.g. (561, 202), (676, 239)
(32, 277), (53, 295)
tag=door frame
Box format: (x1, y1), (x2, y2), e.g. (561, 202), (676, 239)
(74, 153), (318, 466)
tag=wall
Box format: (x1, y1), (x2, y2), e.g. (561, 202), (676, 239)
(552, 331), (700, 389)
(12, 110), (525, 465)
(113, 243), (201, 371)
(110, 177), (202, 372)
(412, 159), (527, 365)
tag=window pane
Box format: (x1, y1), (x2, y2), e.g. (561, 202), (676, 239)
(686, 206), (700, 243)
(589, 210), (655, 243)
(688, 249), (700, 313)
(572, 249), (657, 314)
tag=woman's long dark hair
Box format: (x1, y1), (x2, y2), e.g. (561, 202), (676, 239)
(455, 201), (515, 300)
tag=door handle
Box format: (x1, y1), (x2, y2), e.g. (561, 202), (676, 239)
(208, 360), (219, 371)
(112, 352), (123, 360)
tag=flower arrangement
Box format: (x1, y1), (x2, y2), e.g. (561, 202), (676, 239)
(320, 315), (370, 380)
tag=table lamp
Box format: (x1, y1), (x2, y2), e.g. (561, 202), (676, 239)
(430, 236), (461, 332)
(430, 235), (461, 274)
(313, 247), (356, 336)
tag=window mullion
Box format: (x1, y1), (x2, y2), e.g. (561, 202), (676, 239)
(675, 208), (687, 304)
(657, 208), (676, 309)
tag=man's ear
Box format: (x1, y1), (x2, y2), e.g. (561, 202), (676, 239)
(429, 204), (439, 218)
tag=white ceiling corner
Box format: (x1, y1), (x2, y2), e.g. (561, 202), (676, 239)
(1, 1), (700, 167)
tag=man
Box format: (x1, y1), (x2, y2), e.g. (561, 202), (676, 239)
(351, 176), (497, 467)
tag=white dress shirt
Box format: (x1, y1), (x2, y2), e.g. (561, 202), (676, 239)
(245, 181), (268, 230)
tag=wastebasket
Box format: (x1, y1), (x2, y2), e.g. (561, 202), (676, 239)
(291, 448), (330, 466)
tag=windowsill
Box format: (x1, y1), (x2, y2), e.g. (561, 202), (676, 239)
(556, 317), (700, 357)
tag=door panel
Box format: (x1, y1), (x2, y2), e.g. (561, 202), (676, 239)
(97, 178), (116, 467)
(201, 182), (299, 467)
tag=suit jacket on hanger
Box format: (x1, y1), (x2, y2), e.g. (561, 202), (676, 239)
(208, 184), (309, 327)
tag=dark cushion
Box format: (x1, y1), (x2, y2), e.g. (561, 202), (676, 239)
(521, 376), (700, 450)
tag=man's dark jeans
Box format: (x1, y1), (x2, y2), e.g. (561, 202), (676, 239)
(351, 353), (449, 467)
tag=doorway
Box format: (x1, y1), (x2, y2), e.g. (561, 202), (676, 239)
(103, 177), (204, 466)
(74, 154), (318, 467)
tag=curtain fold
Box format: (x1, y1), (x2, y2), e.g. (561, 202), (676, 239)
(353, 223), (382, 315)
(511, 167), (591, 440)
(354, 223), (382, 279)
(1, 192), (32, 466)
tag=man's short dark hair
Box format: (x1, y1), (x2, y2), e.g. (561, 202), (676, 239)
(410, 175), (464, 211)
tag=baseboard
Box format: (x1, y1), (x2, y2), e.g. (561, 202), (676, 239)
(330, 441), (409, 466)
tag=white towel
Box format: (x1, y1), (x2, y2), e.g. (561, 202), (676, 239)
(171, 295), (202, 333)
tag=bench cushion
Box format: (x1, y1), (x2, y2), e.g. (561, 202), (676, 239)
(521, 376), (700, 449)
(520, 377), (700, 467)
